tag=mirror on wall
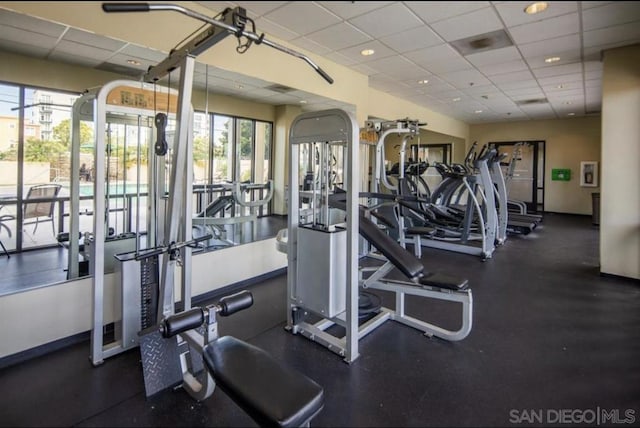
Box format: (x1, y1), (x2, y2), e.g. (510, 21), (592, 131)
(0, 81), (285, 297)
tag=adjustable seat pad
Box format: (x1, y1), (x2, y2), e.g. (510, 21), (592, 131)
(359, 211), (424, 279)
(203, 336), (324, 428)
(419, 272), (469, 291)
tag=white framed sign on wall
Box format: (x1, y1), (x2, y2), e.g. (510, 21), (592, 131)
(580, 161), (598, 187)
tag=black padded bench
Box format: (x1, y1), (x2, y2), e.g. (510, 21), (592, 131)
(359, 208), (468, 291)
(203, 336), (324, 427)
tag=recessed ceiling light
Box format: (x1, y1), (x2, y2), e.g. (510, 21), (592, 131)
(563, 101), (572, 105)
(452, 97), (461, 102)
(417, 79), (429, 84)
(556, 84), (565, 89)
(299, 100), (307, 104)
(127, 59), (141, 66)
(475, 110), (483, 113)
(361, 49), (375, 56)
(237, 84), (244, 89)
(524, 2), (548, 14)
(567, 112), (575, 116)
(545, 56), (561, 63)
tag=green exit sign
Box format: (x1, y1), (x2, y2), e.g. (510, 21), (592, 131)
(552, 168), (571, 181)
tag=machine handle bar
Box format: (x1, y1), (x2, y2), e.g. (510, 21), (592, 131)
(101, 3), (334, 84)
(134, 234), (213, 261)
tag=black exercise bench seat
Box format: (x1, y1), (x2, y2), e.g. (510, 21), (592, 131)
(419, 272), (469, 291)
(203, 336), (324, 427)
(359, 208), (468, 291)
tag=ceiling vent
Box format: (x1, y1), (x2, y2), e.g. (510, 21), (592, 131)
(450, 29), (514, 56)
(515, 98), (549, 106)
(266, 84), (295, 93)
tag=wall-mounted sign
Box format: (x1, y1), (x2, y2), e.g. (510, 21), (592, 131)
(580, 161), (598, 187)
(551, 168), (571, 181)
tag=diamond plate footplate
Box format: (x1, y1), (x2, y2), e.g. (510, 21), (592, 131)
(139, 326), (183, 397)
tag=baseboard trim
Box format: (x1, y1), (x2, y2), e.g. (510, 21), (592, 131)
(599, 271), (640, 284)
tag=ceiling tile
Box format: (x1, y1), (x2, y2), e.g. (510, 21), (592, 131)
(317, 1), (393, 20)
(290, 36), (332, 56)
(585, 70), (602, 81)
(540, 82), (581, 92)
(430, 7), (504, 42)
(489, 70), (535, 84)
(525, 49), (583, 68)
(305, 22), (371, 52)
(0, 9), (66, 37)
(494, 79), (541, 90)
(508, 91), (546, 100)
(495, 1), (578, 28)
(518, 34), (580, 57)
(532, 62), (582, 77)
(348, 3), (423, 38)
(404, 44), (471, 74)
(48, 50), (105, 68)
(404, 1), (491, 24)
(420, 82), (457, 95)
(537, 73), (583, 86)
(52, 40), (115, 62)
(582, 1), (640, 31)
(465, 46), (521, 67)
(477, 59), (529, 76)
(194, 2), (236, 15)
(337, 40), (397, 63)
(364, 56), (427, 79)
(324, 51), (360, 67)
(583, 21), (640, 48)
(583, 61), (603, 72)
(503, 87), (545, 97)
(581, 1), (615, 9)
(545, 88), (584, 98)
(263, 3), (341, 35)
(351, 62), (378, 76)
(461, 84), (501, 96)
(106, 53), (155, 71)
(509, 13), (579, 45)
(0, 39), (50, 58)
(63, 28), (126, 52)
(118, 44), (167, 62)
(442, 69), (491, 88)
(227, 1), (287, 17)
(584, 79), (601, 88)
(379, 26), (443, 53)
(253, 17), (300, 41)
(0, 25), (60, 51)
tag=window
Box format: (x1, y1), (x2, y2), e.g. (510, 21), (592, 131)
(193, 112), (273, 214)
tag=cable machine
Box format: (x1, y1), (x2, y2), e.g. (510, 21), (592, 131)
(87, 2), (334, 401)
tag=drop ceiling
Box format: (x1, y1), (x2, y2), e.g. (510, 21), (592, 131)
(1, 1), (640, 124)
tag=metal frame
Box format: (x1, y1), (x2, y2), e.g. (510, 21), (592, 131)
(287, 109), (360, 363)
(91, 1), (335, 398)
(82, 80), (179, 365)
(360, 261), (472, 341)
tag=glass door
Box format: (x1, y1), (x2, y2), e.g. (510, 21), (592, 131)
(493, 141), (545, 213)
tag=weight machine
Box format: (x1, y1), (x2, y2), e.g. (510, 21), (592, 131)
(90, 3), (334, 416)
(286, 110), (471, 364)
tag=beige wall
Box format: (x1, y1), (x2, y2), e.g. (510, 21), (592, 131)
(470, 116), (601, 215)
(0, 238), (286, 358)
(600, 44), (640, 280)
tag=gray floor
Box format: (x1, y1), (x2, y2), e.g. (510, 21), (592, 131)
(1, 213), (639, 427)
